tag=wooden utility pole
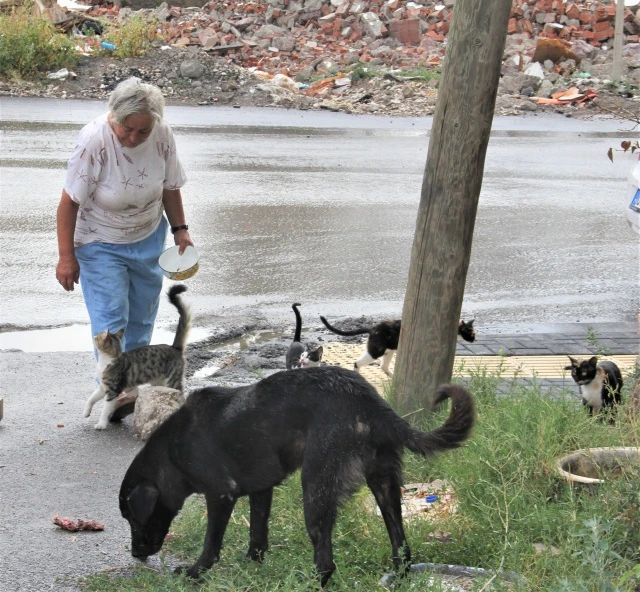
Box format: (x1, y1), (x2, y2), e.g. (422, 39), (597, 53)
(612, 0), (625, 81)
(393, 0), (512, 415)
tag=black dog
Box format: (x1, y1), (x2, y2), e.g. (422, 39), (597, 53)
(120, 366), (475, 586)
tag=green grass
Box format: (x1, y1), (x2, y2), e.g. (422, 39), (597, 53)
(349, 64), (382, 81)
(398, 68), (441, 83)
(82, 370), (640, 591)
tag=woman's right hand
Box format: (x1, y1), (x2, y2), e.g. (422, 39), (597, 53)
(56, 254), (80, 291)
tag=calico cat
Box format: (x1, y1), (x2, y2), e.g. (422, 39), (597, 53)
(565, 356), (623, 418)
(286, 303), (323, 369)
(319, 316), (477, 377)
(84, 284), (191, 430)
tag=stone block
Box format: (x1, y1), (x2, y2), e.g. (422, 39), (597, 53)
(133, 386), (185, 441)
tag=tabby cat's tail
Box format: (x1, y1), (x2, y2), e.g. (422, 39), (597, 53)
(319, 316), (371, 337)
(168, 285), (191, 351)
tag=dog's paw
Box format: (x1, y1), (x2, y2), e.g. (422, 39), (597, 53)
(174, 565), (202, 580)
(246, 546), (267, 562)
(94, 421), (108, 430)
(83, 404), (92, 418)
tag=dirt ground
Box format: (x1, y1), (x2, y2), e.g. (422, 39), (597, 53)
(2, 43), (639, 121)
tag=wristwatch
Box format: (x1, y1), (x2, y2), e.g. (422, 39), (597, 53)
(171, 224), (189, 234)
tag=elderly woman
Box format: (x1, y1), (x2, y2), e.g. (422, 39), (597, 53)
(56, 77), (194, 412)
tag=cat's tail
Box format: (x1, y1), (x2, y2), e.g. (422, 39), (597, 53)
(319, 316), (371, 336)
(403, 384), (475, 457)
(292, 303), (302, 342)
(168, 285), (191, 351)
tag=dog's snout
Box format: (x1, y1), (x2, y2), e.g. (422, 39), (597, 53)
(132, 551), (149, 561)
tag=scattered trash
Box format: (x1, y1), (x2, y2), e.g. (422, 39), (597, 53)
(366, 480), (457, 523)
(53, 515), (104, 532)
(536, 87), (598, 106)
(100, 41), (116, 51)
(47, 68), (69, 80)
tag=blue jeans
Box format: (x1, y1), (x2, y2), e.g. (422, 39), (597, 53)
(76, 217), (168, 358)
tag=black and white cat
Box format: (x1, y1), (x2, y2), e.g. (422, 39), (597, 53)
(319, 316), (477, 377)
(84, 285), (191, 430)
(286, 303), (323, 370)
(565, 356), (623, 417)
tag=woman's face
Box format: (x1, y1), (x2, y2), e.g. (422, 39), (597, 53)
(109, 112), (155, 148)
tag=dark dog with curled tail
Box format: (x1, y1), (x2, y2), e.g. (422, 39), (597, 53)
(119, 365), (475, 587)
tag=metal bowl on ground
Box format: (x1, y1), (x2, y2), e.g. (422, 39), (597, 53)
(159, 245), (199, 280)
(555, 447), (640, 485)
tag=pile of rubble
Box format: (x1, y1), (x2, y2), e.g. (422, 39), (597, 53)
(1, 0), (639, 117)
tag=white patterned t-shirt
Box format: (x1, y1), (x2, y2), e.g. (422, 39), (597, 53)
(64, 113), (187, 246)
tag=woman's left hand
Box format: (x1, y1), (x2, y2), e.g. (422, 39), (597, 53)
(173, 229), (194, 255)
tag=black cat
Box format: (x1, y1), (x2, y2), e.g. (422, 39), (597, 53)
(319, 316), (476, 377)
(565, 356), (623, 417)
(285, 303), (323, 370)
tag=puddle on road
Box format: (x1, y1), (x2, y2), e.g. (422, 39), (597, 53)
(207, 330), (285, 352)
(0, 324), (210, 353)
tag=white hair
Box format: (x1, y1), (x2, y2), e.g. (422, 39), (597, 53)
(107, 77), (164, 124)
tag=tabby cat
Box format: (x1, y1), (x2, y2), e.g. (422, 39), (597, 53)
(319, 316), (476, 377)
(286, 303), (323, 369)
(565, 356), (623, 418)
(84, 284), (191, 430)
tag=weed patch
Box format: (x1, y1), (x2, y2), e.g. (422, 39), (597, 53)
(99, 14), (159, 60)
(0, 3), (78, 78)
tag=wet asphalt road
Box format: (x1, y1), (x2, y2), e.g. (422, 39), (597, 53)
(0, 97), (639, 591)
(1, 96), (639, 346)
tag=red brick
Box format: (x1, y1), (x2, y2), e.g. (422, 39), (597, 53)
(426, 30), (445, 42)
(578, 11), (592, 24)
(594, 27), (612, 42)
(594, 20), (610, 32)
(594, 7), (608, 21)
(389, 19), (421, 46)
(565, 3), (580, 20)
(508, 17), (518, 34)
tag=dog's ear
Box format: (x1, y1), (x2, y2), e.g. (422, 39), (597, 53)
(127, 482), (159, 525)
(588, 356), (598, 367)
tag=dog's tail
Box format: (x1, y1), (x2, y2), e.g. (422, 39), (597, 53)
(320, 315), (371, 337)
(404, 384), (475, 456)
(168, 285), (191, 350)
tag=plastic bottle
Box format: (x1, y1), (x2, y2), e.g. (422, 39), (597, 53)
(100, 42), (116, 51)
